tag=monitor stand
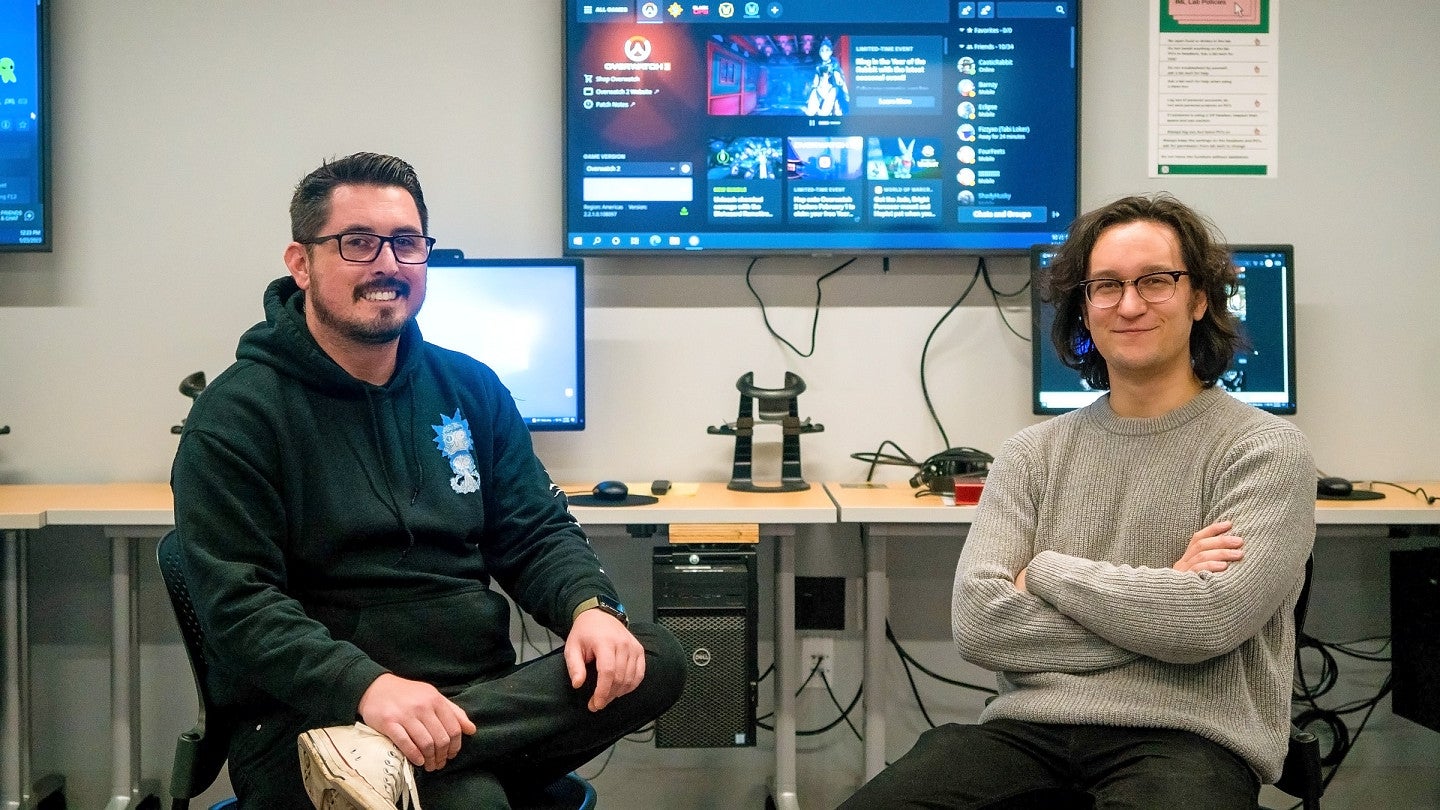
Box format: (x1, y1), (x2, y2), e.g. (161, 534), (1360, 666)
(707, 372), (824, 493)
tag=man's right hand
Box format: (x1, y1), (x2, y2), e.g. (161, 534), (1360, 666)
(1173, 519), (1244, 574)
(358, 673), (477, 772)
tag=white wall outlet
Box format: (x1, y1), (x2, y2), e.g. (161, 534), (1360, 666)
(801, 637), (835, 690)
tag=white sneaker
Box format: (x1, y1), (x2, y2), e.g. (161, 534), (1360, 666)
(298, 722), (422, 810)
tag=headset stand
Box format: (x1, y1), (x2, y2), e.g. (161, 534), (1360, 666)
(707, 372), (824, 493)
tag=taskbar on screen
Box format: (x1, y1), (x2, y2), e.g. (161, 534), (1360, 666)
(565, 229), (1066, 254)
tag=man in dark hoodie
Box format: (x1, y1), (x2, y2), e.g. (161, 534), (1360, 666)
(171, 152), (685, 809)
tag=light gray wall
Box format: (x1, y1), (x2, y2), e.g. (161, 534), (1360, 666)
(5, 2), (1439, 808)
(2, 2), (1437, 485)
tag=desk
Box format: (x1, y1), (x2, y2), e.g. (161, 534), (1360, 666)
(825, 479), (1440, 782)
(0, 484), (173, 810)
(5, 482), (837, 810)
(42, 484), (172, 810)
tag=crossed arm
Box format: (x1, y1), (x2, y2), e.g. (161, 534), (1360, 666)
(1015, 519), (1244, 592)
(954, 426), (1314, 673)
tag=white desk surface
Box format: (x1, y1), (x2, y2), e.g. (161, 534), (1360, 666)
(0, 481), (841, 530)
(0, 486), (47, 530)
(825, 481), (977, 523)
(3, 482), (175, 530)
(7, 480), (1434, 530)
(0, 482), (174, 527)
(1311, 481), (1440, 525)
(824, 480), (1440, 526)
(564, 481), (838, 526)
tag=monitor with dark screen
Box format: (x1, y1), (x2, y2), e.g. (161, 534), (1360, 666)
(563, 0), (1080, 256)
(417, 254), (585, 431)
(1031, 243), (1297, 415)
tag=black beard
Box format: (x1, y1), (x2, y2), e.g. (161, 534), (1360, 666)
(310, 289), (408, 345)
(347, 319), (405, 345)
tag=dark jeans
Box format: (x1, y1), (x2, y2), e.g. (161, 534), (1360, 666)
(228, 621), (685, 809)
(838, 719), (1260, 810)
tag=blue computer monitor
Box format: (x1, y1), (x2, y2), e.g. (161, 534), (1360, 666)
(562, 0), (1081, 255)
(417, 253), (585, 431)
(1031, 243), (1297, 415)
(0, 1), (50, 250)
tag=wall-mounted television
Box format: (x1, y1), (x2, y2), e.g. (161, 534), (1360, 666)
(563, 0), (1080, 256)
(0, 1), (49, 251)
(1032, 244), (1298, 415)
(416, 253), (585, 431)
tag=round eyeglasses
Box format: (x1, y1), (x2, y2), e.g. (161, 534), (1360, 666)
(1080, 270), (1190, 309)
(303, 232), (437, 264)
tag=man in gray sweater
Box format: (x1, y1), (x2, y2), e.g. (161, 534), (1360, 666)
(841, 194), (1314, 808)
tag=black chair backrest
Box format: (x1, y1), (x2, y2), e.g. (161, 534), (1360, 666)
(1295, 554), (1314, 636)
(157, 529), (234, 807)
(1276, 553), (1323, 810)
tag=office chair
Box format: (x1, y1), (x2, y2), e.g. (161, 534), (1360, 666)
(156, 530), (237, 810)
(525, 774), (598, 810)
(1275, 555), (1324, 810)
(170, 371), (207, 434)
(157, 530), (598, 810)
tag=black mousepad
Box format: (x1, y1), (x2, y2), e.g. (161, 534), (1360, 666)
(567, 494), (660, 507)
(1318, 490), (1386, 501)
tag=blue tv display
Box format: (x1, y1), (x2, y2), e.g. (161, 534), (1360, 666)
(564, 0), (1080, 255)
(0, 0), (48, 251)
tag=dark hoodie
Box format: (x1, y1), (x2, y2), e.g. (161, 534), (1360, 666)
(171, 276), (618, 721)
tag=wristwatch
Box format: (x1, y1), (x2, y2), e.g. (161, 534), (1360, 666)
(572, 594), (628, 626)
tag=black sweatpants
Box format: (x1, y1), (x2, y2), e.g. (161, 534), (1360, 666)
(837, 718), (1261, 810)
(227, 621), (685, 809)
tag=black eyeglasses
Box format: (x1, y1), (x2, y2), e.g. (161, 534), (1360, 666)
(303, 232), (436, 264)
(1079, 270), (1190, 309)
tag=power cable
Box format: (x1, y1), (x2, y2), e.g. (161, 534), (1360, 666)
(744, 255), (856, 357)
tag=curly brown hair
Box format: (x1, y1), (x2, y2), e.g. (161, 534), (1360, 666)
(1042, 193), (1243, 390)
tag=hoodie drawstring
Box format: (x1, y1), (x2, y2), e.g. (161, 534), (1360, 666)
(360, 389), (420, 560)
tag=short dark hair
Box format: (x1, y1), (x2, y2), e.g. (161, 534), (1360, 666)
(289, 152), (428, 243)
(1042, 193), (1243, 390)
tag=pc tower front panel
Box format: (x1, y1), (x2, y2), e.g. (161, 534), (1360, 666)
(1392, 547), (1440, 732)
(652, 545), (758, 748)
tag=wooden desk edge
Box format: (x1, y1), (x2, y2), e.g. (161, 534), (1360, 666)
(822, 480), (1440, 526)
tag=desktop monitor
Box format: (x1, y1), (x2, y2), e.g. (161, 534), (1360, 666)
(563, 0), (1080, 255)
(1031, 243), (1297, 415)
(416, 253), (586, 431)
(0, 1), (51, 251)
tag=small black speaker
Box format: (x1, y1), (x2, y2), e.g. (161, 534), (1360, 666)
(652, 545), (758, 748)
(1391, 547), (1440, 732)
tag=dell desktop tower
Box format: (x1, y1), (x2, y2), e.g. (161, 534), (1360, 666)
(652, 545), (758, 748)
(1391, 547), (1440, 732)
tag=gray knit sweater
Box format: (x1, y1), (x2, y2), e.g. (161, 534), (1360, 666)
(953, 387), (1314, 783)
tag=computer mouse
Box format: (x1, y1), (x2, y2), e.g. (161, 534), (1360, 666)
(1317, 476), (1353, 499)
(592, 480), (629, 501)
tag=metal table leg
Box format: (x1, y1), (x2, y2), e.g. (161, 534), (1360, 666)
(105, 531), (137, 810)
(3, 529), (25, 810)
(862, 527), (888, 781)
(770, 533), (799, 810)
(4, 529), (65, 810)
(104, 527), (165, 810)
